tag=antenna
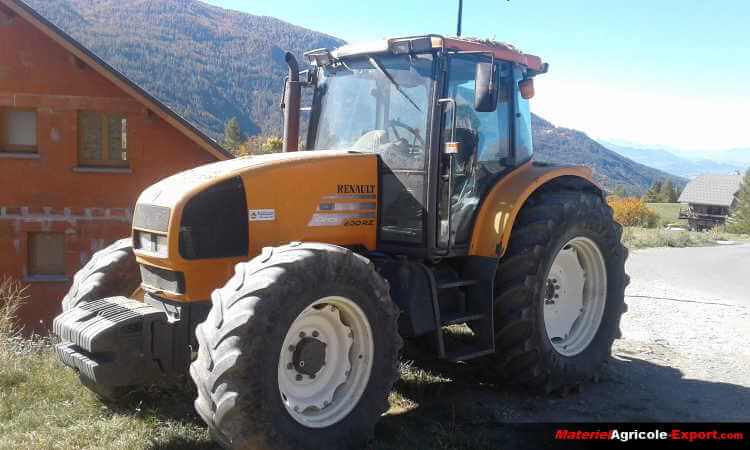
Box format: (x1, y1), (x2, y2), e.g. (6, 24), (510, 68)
(457, 0), (463, 37)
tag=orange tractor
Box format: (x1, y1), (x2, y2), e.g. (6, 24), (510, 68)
(54, 35), (627, 449)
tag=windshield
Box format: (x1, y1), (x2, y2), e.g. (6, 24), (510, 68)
(312, 54), (435, 170)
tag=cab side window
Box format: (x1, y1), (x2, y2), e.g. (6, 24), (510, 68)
(446, 56), (512, 178)
(439, 55), (512, 247)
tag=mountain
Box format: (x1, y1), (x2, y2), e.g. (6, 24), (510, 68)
(600, 142), (745, 179)
(718, 148), (750, 166)
(532, 116), (686, 195)
(26, 0), (684, 195)
(25, 0), (344, 140)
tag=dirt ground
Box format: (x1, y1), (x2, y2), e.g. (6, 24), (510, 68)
(372, 254), (750, 449)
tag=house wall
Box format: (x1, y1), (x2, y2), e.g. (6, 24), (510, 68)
(0, 7), (219, 333)
(690, 204), (728, 216)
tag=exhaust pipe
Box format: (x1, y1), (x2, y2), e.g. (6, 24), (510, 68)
(282, 52), (301, 152)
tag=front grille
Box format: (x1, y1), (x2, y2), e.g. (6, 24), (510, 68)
(140, 264), (185, 294)
(133, 204), (171, 232)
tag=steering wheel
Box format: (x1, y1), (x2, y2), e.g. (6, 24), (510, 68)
(388, 119), (425, 148)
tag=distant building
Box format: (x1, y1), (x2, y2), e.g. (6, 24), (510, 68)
(678, 174), (742, 231)
(0, 0), (232, 332)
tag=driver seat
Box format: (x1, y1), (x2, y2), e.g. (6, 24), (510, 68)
(352, 129), (387, 151)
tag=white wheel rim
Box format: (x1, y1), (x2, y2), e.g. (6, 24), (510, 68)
(278, 296), (374, 428)
(543, 237), (607, 357)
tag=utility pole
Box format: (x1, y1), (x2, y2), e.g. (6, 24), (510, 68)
(457, 0), (463, 37)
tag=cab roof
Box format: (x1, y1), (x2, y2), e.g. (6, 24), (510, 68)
(327, 34), (547, 74)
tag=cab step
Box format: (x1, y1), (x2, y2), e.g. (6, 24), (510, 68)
(445, 348), (495, 363)
(427, 258), (497, 363)
(440, 311), (485, 326)
(437, 280), (478, 290)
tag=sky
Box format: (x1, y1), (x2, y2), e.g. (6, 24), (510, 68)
(204, 0), (750, 153)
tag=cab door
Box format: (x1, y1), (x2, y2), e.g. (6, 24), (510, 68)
(437, 55), (514, 251)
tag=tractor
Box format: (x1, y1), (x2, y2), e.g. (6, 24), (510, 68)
(54, 35), (628, 450)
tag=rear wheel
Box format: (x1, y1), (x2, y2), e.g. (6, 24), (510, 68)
(62, 238), (140, 311)
(480, 190), (628, 393)
(190, 243), (401, 450)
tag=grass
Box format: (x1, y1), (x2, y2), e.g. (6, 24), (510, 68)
(645, 202), (687, 227)
(621, 226), (750, 249)
(0, 276), (213, 450)
(0, 278), (498, 450)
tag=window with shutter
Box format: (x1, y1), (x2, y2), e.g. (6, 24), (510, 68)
(0, 108), (38, 153)
(77, 111), (129, 167)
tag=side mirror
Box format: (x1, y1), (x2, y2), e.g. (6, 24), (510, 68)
(519, 78), (535, 100)
(474, 61), (498, 112)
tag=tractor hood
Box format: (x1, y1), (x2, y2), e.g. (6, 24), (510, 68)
(132, 150), (380, 301)
(137, 150), (368, 209)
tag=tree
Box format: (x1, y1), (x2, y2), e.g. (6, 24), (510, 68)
(223, 117), (243, 152)
(262, 136), (283, 153)
(659, 179), (678, 203)
(613, 185), (627, 198)
(727, 168), (750, 234)
(236, 135), (284, 156)
(643, 181), (662, 203)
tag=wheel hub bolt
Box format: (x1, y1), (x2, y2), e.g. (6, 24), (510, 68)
(310, 374), (316, 379)
(288, 345), (295, 352)
(312, 330), (319, 338)
(296, 374), (303, 381)
(299, 331), (306, 338)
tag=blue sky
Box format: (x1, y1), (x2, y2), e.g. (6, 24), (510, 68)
(205, 0), (750, 152)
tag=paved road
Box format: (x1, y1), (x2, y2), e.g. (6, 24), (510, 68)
(626, 243), (750, 307)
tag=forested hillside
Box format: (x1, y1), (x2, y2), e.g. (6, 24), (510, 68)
(26, 0), (343, 140)
(532, 115), (686, 195)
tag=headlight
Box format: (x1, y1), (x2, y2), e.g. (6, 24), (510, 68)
(134, 230), (168, 258)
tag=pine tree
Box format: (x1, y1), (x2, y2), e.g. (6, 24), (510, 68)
(727, 168), (750, 234)
(223, 117), (243, 152)
(659, 179), (677, 203)
(643, 181), (662, 203)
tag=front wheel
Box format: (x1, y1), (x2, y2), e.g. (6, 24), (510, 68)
(190, 243), (402, 450)
(479, 190), (628, 393)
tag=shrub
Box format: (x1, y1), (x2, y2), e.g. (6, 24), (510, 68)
(235, 135), (285, 156)
(608, 196), (658, 227)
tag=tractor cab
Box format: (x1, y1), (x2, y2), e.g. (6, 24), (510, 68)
(299, 36), (547, 258)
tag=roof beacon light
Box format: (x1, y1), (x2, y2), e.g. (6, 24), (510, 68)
(304, 48), (333, 66)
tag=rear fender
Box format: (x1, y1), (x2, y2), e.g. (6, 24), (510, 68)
(468, 161), (604, 258)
